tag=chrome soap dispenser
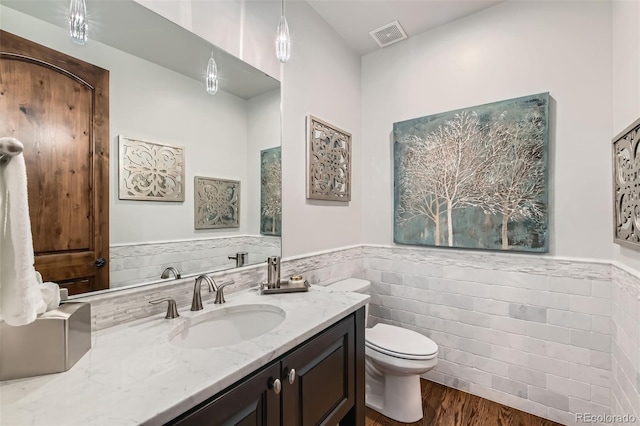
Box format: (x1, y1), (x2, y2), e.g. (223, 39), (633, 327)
(266, 256), (281, 289)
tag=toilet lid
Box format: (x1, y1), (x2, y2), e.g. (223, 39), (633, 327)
(365, 324), (438, 360)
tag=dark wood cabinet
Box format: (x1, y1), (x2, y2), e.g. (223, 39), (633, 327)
(171, 363), (281, 426)
(282, 315), (355, 426)
(168, 308), (365, 426)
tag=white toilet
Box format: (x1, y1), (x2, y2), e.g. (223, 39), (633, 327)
(328, 278), (438, 423)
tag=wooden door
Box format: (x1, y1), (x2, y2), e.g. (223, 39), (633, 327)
(0, 30), (109, 295)
(282, 315), (356, 426)
(169, 363), (282, 426)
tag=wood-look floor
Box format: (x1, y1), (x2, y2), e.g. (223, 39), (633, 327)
(365, 380), (562, 426)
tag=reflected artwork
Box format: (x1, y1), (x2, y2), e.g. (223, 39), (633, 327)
(393, 93), (549, 252)
(261, 147), (282, 236)
(194, 177), (240, 229)
(118, 136), (185, 201)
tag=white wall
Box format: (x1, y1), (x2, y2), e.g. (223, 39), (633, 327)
(279, 1), (362, 256)
(612, 0), (640, 272)
(361, 1), (613, 261)
(139, 0), (363, 257)
(0, 6), (254, 245)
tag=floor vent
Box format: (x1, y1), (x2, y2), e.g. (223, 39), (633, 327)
(369, 20), (408, 48)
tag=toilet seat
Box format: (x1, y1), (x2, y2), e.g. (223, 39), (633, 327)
(365, 324), (438, 361)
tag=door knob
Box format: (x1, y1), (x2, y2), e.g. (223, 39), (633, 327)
(95, 258), (106, 268)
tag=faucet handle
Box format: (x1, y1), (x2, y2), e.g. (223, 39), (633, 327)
(213, 281), (234, 304)
(149, 297), (180, 319)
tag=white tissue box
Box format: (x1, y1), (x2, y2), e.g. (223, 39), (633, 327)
(0, 302), (91, 381)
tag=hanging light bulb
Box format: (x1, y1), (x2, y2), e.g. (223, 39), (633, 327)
(275, 0), (290, 63)
(206, 51), (218, 95)
(69, 0), (88, 45)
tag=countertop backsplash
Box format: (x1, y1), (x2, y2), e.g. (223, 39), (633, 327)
(82, 245), (365, 331)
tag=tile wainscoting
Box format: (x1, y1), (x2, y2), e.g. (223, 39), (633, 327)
(611, 266), (640, 424)
(361, 246), (638, 426)
(77, 244), (638, 424)
(109, 235), (281, 288)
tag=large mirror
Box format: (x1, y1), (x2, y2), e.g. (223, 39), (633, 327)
(0, 0), (281, 295)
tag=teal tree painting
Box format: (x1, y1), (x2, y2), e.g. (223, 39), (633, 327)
(393, 93), (549, 252)
(261, 147), (282, 236)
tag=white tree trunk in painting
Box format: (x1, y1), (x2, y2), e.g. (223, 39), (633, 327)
(422, 111), (495, 246)
(397, 110), (545, 249)
(397, 112), (494, 246)
(481, 112), (546, 249)
(396, 139), (446, 245)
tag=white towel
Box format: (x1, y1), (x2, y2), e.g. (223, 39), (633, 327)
(35, 271), (61, 313)
(0, 141), (47, 326)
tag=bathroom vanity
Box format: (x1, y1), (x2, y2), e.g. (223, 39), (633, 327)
(0, 286), (368, 425)
(171, 311), (363, 425)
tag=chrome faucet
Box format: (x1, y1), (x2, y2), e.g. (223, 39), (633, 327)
(161, 266), (181, 280)
(191, 275), (235, 310)
(191, 275), (215, 311)
(228, 252), (248, 268)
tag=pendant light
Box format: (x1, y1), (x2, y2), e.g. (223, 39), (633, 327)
(275, 0), (290, 63)
(206, 51), (218, 95)
(69, 0), (88, 45)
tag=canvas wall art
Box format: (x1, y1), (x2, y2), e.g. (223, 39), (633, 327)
(119, 136), (185, 201)
(261, 147), (281, 236)
(194, 176), (240, 229)
(613, 116), (640, 250)
(393, 93), (549, 252)
(306, 115), (351, 201)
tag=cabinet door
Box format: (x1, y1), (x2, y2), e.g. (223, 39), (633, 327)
(169, 363), (281, 426)
(282, 315), (355, 426)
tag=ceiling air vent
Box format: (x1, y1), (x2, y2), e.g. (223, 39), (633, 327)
(369, 20), (408, 48)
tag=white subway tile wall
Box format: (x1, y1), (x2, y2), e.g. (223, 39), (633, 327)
(109, 236), (281, 288)
(362, 246), (626, 425)
(82, 245), (640, 424)
(611, 267), (640, 424)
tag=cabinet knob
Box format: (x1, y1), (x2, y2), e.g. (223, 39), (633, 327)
(269, 378), (282, 395)
(287, 368), (296, 384)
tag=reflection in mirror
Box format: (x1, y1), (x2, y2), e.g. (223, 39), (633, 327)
(0, 0), (281, 295)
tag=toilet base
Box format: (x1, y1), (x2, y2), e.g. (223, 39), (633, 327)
(365, 362), (424, 423)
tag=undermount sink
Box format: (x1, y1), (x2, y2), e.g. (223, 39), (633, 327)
(169, 304), (286, 349)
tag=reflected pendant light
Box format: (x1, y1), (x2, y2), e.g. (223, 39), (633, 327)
(275, 0), (290, 63)
(69, 0), (88, 45)
(206, 51), (218, 95)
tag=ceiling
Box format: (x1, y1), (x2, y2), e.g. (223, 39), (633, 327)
(306, 0), (504, 56)
(2, 0), (279, 99)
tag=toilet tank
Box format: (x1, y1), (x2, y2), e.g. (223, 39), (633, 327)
(328, 278), (371, 293)
(328, 278), (371, 324)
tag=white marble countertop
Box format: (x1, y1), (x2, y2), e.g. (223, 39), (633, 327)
(0, 285), (369, 426)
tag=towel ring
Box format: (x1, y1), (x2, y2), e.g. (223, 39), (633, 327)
(0, 137), (24, 164)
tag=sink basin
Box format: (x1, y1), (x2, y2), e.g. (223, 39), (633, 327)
(169, 304), (285, 349)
